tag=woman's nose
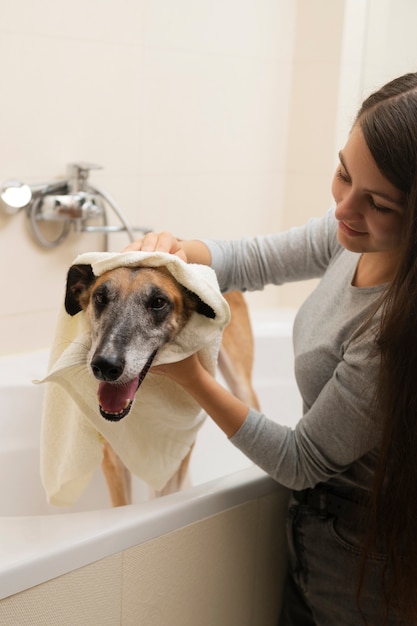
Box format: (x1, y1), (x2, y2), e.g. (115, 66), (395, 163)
(334, 191), (361, 221)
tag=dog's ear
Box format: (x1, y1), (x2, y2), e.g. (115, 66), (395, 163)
(65, 264), (96, 316)
(183, 287), (216, 319)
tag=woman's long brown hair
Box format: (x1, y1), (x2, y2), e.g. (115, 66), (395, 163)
(355, 73), (417, 624)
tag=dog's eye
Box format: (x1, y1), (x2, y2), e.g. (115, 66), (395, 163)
(94, 290), (108, 308)
(150, 296), (168, 311)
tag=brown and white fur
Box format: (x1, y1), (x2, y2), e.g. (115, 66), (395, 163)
(65, 263), (259, 507)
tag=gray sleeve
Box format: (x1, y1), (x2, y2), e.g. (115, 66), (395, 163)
(204, 208), (339, 292)
(230, 330), (381, 490)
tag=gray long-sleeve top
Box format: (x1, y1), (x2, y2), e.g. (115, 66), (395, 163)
(205, 209), (386, 494)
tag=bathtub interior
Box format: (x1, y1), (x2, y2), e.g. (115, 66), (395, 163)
(0, 309), (300, 517)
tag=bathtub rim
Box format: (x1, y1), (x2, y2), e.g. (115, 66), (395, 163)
(0, 308), (295, 600)
(0, 466), (288, 601)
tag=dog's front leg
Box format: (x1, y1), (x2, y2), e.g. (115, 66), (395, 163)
(101, 441), (132, 506)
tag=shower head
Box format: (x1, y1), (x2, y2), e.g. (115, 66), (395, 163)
(0, 180), (33, 213)
(0, 163), (151, 249)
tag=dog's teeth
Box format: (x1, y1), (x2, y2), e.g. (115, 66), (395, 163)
(99, 399), (134, 422)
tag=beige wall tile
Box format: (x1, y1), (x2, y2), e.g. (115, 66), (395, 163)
(122, 502), (267, 626)
(0, 553), (123, 625)
(0, 1), (296, 352)
(252, 491), (290, 624)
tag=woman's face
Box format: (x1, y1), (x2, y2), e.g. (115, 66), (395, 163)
(332, 125), (405, 257)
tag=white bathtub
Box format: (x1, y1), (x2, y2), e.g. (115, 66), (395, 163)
(0, 309), (300, 602)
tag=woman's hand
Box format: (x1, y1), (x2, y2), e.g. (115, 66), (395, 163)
(124, 231), (187, 262)
(152, 353), (201, 385)
(123, 231), (212, 266)
(152, 352), (249, 438)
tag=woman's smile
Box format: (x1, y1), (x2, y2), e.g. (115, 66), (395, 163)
(332, 126), (405, 258)
(338, 221), (367, 237)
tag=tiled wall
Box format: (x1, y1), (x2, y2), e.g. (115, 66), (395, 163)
(0, 1), (291, 353)
(8, 1), (415, 352)
(0, 0), (349, 355)
(0, 491), (288, 625)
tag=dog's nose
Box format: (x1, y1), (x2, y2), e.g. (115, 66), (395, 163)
(91, 355), (125, 382)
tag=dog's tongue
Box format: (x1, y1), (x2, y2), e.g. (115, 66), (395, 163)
(98, 377), (139, 414)
(97, 351), (158, 421)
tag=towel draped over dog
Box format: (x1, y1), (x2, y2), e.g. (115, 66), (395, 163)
(37, 251), (230, 507)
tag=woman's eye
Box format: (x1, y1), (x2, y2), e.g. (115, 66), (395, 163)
(369, 198), (392, 214)
(336, 168), (351, 184)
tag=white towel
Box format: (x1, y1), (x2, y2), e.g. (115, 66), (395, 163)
(37, 251), (230, 507)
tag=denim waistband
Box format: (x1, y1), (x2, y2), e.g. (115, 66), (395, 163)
(292, 486), (370, 521)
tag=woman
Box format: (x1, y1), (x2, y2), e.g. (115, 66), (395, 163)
(126, 73), (417, 625)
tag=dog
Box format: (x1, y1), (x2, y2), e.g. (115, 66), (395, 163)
(65, 262), (259, 506)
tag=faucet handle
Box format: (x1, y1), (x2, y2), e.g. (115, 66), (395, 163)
(68, 162), (103, 191)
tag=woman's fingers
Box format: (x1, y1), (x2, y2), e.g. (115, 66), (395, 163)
(123, 231), (187, 261)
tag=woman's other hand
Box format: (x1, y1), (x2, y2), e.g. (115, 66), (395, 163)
(124, 231), (212, 266)
(151, 353), (200, 385)
(152, 353), (249, 438)
(124, 231), (187, 262)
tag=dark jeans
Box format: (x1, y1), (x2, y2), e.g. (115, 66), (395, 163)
(278, 490), (406, 626)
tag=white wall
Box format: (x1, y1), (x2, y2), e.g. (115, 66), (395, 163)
(362, 0), (417, 91)
(0, 0), (371, 354)
(0, 0), (298, 353)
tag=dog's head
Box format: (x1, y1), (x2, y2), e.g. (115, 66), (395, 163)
(65, 263), (215, 421)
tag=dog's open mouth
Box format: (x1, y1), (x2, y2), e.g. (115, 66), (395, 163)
(97, 350), (157, 422)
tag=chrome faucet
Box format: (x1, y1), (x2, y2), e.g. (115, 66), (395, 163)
(0, 163), (151, 249)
